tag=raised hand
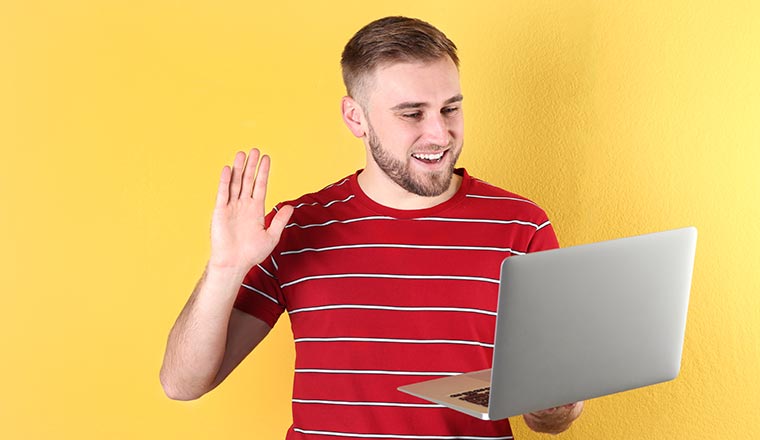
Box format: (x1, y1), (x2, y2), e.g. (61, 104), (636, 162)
(208, 149), (294, 274)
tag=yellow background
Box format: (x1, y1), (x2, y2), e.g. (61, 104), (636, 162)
(2, 1), (758, 438)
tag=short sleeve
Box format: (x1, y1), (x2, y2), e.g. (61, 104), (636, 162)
(526, 218), (560, 253)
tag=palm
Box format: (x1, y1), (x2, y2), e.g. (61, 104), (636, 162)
(209, 150), (293, 271)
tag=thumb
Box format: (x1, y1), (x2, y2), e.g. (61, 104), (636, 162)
(267, 205), (294, 242)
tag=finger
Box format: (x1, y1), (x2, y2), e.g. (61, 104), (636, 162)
(229, 151), (247, 200)
(241, 148), (261, 198)
(533, 402), (575, 417)
(215, 165), (232, 208)
(252, 153), (271, 204)
(267, 204), (294, 241)
(528, 407), (558, 417)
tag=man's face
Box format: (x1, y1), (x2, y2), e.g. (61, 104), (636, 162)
(362, 57), (464, 197)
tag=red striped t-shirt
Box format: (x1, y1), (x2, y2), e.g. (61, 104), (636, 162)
(235, 168), (559, 440)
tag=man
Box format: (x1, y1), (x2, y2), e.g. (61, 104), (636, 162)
(161, 16), (583, 438)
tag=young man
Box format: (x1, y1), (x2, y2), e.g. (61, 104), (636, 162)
(161, 16), (583, 439)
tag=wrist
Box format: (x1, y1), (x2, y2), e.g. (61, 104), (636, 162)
(205, 261), (250, 284)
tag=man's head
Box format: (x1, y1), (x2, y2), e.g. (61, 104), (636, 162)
(341, 16), (459, 107)
(341, 17), (464, 200)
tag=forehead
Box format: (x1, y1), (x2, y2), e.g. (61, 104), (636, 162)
(365, 57), (461, 108)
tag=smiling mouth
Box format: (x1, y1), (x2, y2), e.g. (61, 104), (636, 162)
(411, 150), (447, 163)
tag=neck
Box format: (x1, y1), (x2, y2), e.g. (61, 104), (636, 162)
(357, 165), (463, 210)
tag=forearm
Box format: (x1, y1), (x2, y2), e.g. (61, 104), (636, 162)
(160, 149), (290, 400)
(160, 264), (247, 400)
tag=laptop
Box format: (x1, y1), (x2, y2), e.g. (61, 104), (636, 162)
(398, 227), (697, 420)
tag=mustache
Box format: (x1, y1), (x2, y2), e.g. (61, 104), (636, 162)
(413, 143), (453, 153)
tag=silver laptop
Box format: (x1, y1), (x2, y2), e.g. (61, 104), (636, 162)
(398, 227), (697, 420)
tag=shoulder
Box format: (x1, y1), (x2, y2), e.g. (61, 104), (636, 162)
(275, 173), (356, 211)
(462, 172), (552, 224)
(269, 172), (359, 226)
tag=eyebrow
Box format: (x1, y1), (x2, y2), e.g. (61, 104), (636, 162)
(390, 94), (464, 111)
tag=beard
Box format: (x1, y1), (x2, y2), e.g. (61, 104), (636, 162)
(367, 123), (461, 197)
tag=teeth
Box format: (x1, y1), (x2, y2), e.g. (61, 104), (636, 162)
(412, 151), (445, 161)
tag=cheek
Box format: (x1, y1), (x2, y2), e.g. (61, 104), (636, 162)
(450, 116), (464, 136)
(383, 126), (422, 151)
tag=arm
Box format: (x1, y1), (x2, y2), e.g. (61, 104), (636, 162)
(159, 267), (272, 400)
(159, 149), (293, 401)
(522, 401), (584, 435)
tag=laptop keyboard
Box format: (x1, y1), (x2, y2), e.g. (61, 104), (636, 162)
(450, 387), (490, 407)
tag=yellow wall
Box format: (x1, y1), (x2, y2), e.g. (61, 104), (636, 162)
(2, 1), (758, 438)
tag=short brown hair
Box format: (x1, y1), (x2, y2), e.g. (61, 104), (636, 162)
(341, 16), (459, 103)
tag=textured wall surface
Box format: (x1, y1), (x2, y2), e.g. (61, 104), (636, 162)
(1, 1), (758, 438)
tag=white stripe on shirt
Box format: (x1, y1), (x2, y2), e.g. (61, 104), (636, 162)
(286, 216), (395, 229)
(293, 195), (355, 210)
(257, 264), (275, 279)
(320, 177), (350, 191)
(286, 216), (542, 230)
(294, 369), (461, 376)
(288, 304), (496, 316)
(270, 255), (279, 271)
(414, 217), (541, 229)
(294, 337), (494, 348)
(241, 283), (279, 305)
(281, 273), (499, 288)
(281, 243), (524, 256)
(292, 399), (444, 408)
(465, 194), (537, 206)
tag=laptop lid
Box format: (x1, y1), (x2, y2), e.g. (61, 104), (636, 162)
(487, 227), (697, 419)
(398, 227), (697, 421)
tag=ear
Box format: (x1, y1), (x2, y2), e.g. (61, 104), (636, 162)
(341, 96), (366, 138)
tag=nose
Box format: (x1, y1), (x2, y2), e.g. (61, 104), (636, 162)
(423, 114), (450, 147)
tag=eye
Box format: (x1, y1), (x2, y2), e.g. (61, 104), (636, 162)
(442, 106), (460, 116)
(402, 112), (422, 120)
